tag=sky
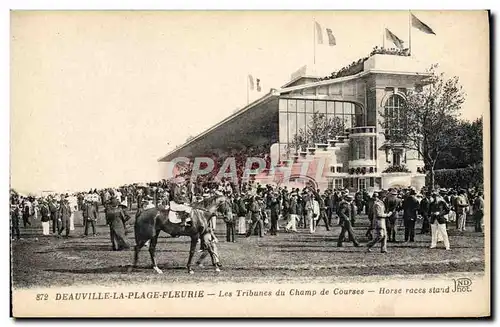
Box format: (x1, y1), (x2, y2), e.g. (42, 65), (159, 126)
(10, 10), (489, 194)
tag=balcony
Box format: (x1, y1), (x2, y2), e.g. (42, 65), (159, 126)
(382, 165), (411, 174)
(347, 126), (377, 135)
(348, 167), (378, 175)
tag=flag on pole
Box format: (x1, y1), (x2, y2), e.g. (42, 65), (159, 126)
(315, 21), (336, 46)
(326, 28), (336, 46)
(248, 74), (262, 92)
(315, 21), (323, 44)
(385, 28), (405, 49)
(411, 13), (436, 35)
(248, 74), (255, 90)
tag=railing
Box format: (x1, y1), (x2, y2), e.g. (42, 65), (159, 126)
(348, 167), (377, 175)
(347, 126), (376, 134)
(382, 165), (411, 173)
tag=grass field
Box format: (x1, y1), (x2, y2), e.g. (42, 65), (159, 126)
(11, 206), (485, 288)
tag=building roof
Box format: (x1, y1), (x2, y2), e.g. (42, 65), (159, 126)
(158, 91), (280, 162)
(158, 53), (432, 162)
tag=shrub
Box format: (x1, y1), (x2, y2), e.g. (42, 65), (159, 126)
(430, 166), (484, 189)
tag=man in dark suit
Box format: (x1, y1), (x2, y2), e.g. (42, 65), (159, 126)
(324, 190), (334, 227)
(419, 193), (431, 234)
(48, 197), (59, 234)
(58, 197), (72, 237)
(314, 191), (330, 231)
(384, 189), (401, 242)
(10, 202), (21, 240)
(365, 193), (376, 240)
(337, 195), (360, 247)
(106, 197), (131, 250)
(403, 188), (420, 242)
(83, 200), (98, 236)
(269, 191), (280, 236)
(473, 191), (484, 232)
(218, 195), (235, 242)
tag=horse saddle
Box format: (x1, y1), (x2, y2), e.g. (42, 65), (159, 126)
(167, 210), (192, 224)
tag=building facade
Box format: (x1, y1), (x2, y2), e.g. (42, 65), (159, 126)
(159, 52), (431, 193)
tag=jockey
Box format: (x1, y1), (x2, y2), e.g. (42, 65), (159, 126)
(169, 176), (192, 227)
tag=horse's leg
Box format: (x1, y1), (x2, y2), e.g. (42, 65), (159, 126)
(149, 232), (162, 274)
(196, 251), (209, 267)
(127, 239), (147, 273)
(186, 236), (198, 274)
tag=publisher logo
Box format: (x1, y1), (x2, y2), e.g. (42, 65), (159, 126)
(452, 278), (472, 293)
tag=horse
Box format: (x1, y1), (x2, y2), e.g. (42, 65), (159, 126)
(129, 194), (227, 274)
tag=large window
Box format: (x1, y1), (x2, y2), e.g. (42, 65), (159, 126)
(334, 179), (343, 189)
(393, 149), (403, 166)
(369, 137), (375, 160)
(350, 136), (376, 161)
(358, 178), (366, 191)
(384, 94), (406, 141)
(279, 98), (362, 153)
(328, 179), (334, 190)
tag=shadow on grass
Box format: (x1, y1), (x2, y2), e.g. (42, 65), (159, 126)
(43, 260), (486, 276)
(274, 248), (362, 253)
(45, 265), (190, 274)
(35, 245), (188, 253)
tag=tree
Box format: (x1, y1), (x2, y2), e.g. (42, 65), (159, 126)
(289, 111), (345, 152)
(460, 117), (483, 166)
(380, 64), (466, 189)
(435, 117), (483, 169)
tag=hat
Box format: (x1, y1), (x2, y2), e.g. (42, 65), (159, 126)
(390, 190), (398, 195)
(174, 176), (186, 184)
(344, 195), (354, 201)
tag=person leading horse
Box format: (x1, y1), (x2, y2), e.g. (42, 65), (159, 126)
(130, 190), (227, 275)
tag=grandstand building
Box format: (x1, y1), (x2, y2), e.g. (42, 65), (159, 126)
(158, 50), (431, 192)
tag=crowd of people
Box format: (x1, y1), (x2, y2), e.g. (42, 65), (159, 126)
(176, 145), (273, 184)
(10, 175), (484, 254)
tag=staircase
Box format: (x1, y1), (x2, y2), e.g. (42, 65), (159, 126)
(290, 129), (351, 163)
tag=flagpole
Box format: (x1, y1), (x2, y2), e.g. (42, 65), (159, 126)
(382, 27), (385, 49)
(313, 19), (316, 65)
(408, 11), (412, 56)
(246, 75), (249, 105)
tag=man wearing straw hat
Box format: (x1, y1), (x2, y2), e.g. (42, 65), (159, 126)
(366, 191), (393, 253)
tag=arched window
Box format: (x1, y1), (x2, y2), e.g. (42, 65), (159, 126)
(384, 94), (406, 141)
